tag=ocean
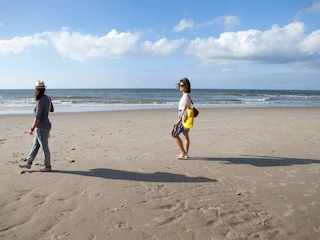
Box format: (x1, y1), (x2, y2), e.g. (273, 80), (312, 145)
(0, 89), (320, 115)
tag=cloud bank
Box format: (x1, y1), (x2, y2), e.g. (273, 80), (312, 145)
(48, 28), (141, 61)
(0, 33), (47, 55)
(0, 21), (319, 68)
(186, 22), (320, 65)
(141, 38), (187, 56)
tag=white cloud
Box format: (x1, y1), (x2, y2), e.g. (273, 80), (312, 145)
(222, 16), (241, 30)
(1, 21), (318, 68)
(141, 38), (187, 55)
(47, 28), (141, 61)
(0, 28), (185, 60)
(295, 1), (320, 20)
(0, 33), (47, 55)
(173, 19), (195, 32)
(173, 16), (240, 32)
(299, 30), (320, 52)
(300, 1), (320, 13)
(186, 22), (320, 66)
(307, 1), (320, 13)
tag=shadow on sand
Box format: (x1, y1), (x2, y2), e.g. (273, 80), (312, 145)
(187, 155), (320, 167)
(51, 168), (217, 183)
(23, 156), (319, 180)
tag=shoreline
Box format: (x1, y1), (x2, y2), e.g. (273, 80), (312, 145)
(1, 105), (320, 116)
(1, 108), (320, 239)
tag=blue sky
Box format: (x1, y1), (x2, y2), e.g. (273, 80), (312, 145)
(0, 0), (320, 89)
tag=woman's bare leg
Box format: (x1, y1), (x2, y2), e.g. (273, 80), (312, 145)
(182, 130), (190, 157)
(174, 134), (188, 159)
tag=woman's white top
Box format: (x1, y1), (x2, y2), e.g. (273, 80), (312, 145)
(179, 93), (191, 111)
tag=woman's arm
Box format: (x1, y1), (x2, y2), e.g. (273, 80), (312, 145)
(49, 97), (54, 112)
(29, 118), (40, 135)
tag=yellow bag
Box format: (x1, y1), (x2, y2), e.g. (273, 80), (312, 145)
(182, 108), (194, 130)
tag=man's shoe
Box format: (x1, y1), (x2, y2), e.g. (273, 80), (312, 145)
(39, 167), (52, 172)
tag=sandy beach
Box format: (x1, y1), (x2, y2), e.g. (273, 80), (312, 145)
(1, 108), (320, 240)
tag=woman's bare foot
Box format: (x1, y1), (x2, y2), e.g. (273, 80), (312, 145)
(177, 153), (188, 160)
(19, 164), (31, 169)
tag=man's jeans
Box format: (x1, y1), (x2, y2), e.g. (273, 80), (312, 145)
(27, 127), (51, 168)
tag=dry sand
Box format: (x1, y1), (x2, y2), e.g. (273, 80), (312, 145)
(1, 108), (320, 240)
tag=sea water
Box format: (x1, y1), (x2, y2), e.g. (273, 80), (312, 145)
(0, 89), (320, 114)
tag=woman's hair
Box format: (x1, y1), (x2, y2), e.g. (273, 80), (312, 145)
(177, 77), (191, 93)
(35, 88), (45, 100)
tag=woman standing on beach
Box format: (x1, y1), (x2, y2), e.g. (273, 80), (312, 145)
(19, 81), (54, 172)
(173, 77), (192, 159)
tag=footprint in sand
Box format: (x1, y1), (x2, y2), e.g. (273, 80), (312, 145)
(50, 232), (70, 239)
(226, 230), (238, 239)
(260, 170), (273, 177)
(116, 222), (133, 231)
(154, 216), (166, 223)
(314, 226), (320, 232)
(283, 208), (295, 217)
(310, 167), (319, 174)
(303, 188), (317, 197)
